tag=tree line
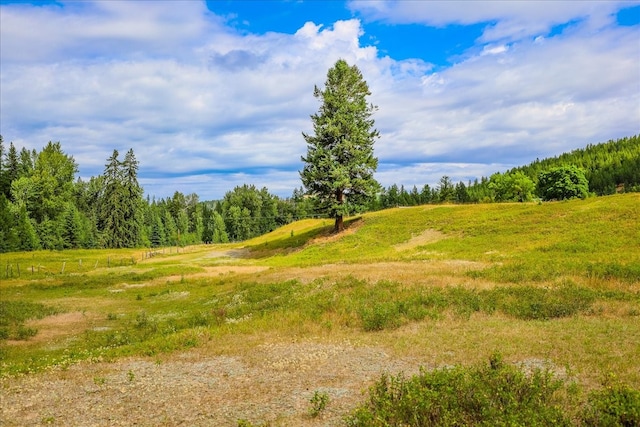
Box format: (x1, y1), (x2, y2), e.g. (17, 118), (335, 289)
(0, 137), (316, 253)
(373, 135), (639, 209)
(1, 133), (637, 253)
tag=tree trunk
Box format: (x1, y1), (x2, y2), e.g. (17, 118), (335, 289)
(334, 189), (345, 233)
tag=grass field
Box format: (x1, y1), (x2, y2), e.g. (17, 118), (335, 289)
(1, 194), (639, 424)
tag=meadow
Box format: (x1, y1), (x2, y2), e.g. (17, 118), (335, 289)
(1, 194), (639, 425)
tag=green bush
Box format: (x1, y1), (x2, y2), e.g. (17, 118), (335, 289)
(346, 354), (570, 427)
(581, 383), (640, 427)
(360, 302), (402, 331)
(493, 285), (595, 320)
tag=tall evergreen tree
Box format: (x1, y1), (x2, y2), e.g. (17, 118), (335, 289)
(5, 142), (20, 198)
(99, 150), (125, 247)
(121, 149), (144, 247)
(0, 136), (7, 198)
(0, 193), (18, 252)
(15, 203), (39, 251)
(99, 149), (144, 248)
(300, 59), (380, 233)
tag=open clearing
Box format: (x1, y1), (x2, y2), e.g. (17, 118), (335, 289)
(1, 195), (639, 426)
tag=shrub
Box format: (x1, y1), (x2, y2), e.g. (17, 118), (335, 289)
(492, 285), (594, 320)
(360, 302), (402, 331)
(346, 353), (570, 427)
(581, 382), (640, 426)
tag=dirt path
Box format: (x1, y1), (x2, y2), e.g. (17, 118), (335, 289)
(1, 340), (421, 426)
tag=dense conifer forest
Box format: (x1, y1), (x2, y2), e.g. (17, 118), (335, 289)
(0, 134), (637, 252)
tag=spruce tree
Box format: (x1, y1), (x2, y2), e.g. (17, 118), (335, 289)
(300, 59), (380, 233)
(100, 150), (126, 248)
(6, 142), (19, 197)
(0, 136), (7, 198)
(99, 149), (144, 248)
(122, 149), (143, 247)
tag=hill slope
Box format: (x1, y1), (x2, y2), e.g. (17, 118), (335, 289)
(2, 194), (639, 426)
(510, 134), (640, 194)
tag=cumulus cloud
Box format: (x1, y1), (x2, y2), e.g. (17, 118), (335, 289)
(1, 0), (638, 199)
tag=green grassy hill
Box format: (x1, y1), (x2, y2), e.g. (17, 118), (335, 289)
(2, 194), (639, 424)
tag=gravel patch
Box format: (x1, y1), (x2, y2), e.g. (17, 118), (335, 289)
(1, 341), (423, 426)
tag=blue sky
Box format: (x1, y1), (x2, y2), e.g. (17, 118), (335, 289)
(1, 1), (639, 200)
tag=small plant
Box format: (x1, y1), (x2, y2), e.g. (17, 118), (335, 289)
(106, 312), (118, 320)
(309, 390), (330, 418)
(14, 325), (38, 340)
(93, 376), (106, 386)
(127, 370), (135, 382)
(237, 419), (269, 427)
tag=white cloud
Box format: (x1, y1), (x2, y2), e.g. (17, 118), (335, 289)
(349, 0), (633, 41)
(1, 1), (638, 200)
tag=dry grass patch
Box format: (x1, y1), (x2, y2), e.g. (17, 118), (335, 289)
(254, 260), (486, 286)
(394, 229), (446, 251)
(5, 311), (98, 346)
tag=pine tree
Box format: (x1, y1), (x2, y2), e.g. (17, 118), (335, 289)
(0, 136), (8, 198)
(300, 59), (380, 233)
(15, 204), (39, 251)
(121, 149), (143, 247)
(99, 149), (144, 248)
(100, 150), (126, 248)
(6, 142), (19, 198)
(61, 204), (81, 249)
(0, 193), (18, 252)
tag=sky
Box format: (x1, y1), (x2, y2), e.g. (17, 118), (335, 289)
(1, 0), (639, 200)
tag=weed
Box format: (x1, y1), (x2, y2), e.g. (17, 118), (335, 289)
(14, 325), (38, 340)
(309, 390), (330, 417)
(93, 376), (106, 386)
(127, 370), (135, 382)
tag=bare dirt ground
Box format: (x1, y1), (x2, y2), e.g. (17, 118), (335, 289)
(1, 339), (422, 426)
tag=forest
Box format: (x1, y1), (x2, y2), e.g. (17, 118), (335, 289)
(0, 134), (638, 253)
